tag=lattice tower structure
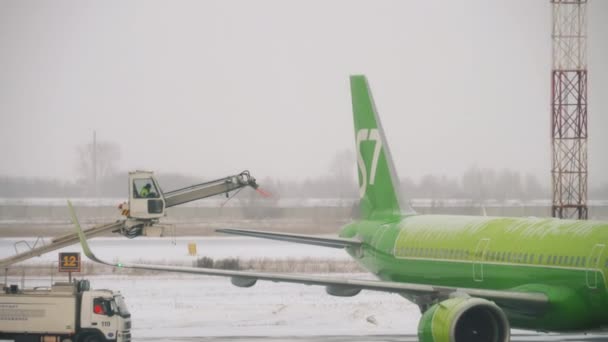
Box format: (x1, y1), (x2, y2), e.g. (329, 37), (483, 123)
(551, 0), (588, 219)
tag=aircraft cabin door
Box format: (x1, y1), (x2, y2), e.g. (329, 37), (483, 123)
(586, 244), (605, 289)
(473, 238), (490, 282)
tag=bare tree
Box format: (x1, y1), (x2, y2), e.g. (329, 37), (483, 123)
(76, 138), (121, 196)
(327, 149), (357, 200)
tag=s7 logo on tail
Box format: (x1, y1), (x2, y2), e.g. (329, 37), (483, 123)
(356, 128), (382, 198)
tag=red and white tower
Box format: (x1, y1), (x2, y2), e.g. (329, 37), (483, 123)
(551, 0), (588, 219)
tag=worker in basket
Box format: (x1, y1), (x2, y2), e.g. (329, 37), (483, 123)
(140, 183), (152, 198)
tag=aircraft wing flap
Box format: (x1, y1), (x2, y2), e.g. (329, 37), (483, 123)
(216, 228), (362, 249)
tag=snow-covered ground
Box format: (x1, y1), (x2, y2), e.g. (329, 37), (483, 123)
(2, 237), (608, 341)
(0, 236), (350, 264)
(98, 274), (419, 339)
(2, 237), (418, 339)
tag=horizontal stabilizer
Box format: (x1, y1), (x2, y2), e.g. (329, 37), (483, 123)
(216, 228), (362, 249)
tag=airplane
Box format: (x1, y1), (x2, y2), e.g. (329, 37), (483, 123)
(70, 75), (608, 342)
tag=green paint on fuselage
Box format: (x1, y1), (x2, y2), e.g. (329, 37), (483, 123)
(347, 75), (608, 333)
(339, 215), (608, 331)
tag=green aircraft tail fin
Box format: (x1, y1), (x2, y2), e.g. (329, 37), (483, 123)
(350, 75), (414, 219)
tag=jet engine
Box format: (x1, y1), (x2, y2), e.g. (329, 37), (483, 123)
(417, 297), (510, 342)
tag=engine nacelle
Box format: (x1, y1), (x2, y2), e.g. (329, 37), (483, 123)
(231, 276), (257, 288)
(325, 285), (361, 297)
(417, 297), (510, 342)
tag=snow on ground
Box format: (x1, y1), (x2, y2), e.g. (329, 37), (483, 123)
(0, 236), (350, 265)
(92, 274), (420, 339)
(3, 237), (608, 341)
(2, 236), (418, 339)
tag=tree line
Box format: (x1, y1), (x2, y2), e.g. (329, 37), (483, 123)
(2, 145), (607, 200)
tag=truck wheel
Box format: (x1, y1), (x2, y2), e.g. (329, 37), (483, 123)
(79, 334), (104, 342)
(61, 339), (73, 342)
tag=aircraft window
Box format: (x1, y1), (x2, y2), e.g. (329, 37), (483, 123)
(522, 254), (527, 263)
(506, 253), (511, 262)
(605, 258), (608, 268)
(529, 254), (534, 264)
(581, 257), (586, 266)
(537, 255), (543, 264)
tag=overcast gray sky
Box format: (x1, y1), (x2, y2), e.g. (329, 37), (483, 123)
(1, 0), (607, 186)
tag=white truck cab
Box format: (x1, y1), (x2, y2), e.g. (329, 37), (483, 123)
(80, 289), (132, 342)
(127, 170), (166, 220)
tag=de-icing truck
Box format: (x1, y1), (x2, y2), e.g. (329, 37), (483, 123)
(0, 279), (130, 342)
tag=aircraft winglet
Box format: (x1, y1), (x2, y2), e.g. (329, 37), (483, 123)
(68, 200), (115, 266)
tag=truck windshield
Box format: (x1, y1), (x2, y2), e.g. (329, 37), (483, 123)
(114, 295), (131, 318)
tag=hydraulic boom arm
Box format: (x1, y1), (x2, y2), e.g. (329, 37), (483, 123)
(0, 170), (260, 268)
(163, 171), (258, 207)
